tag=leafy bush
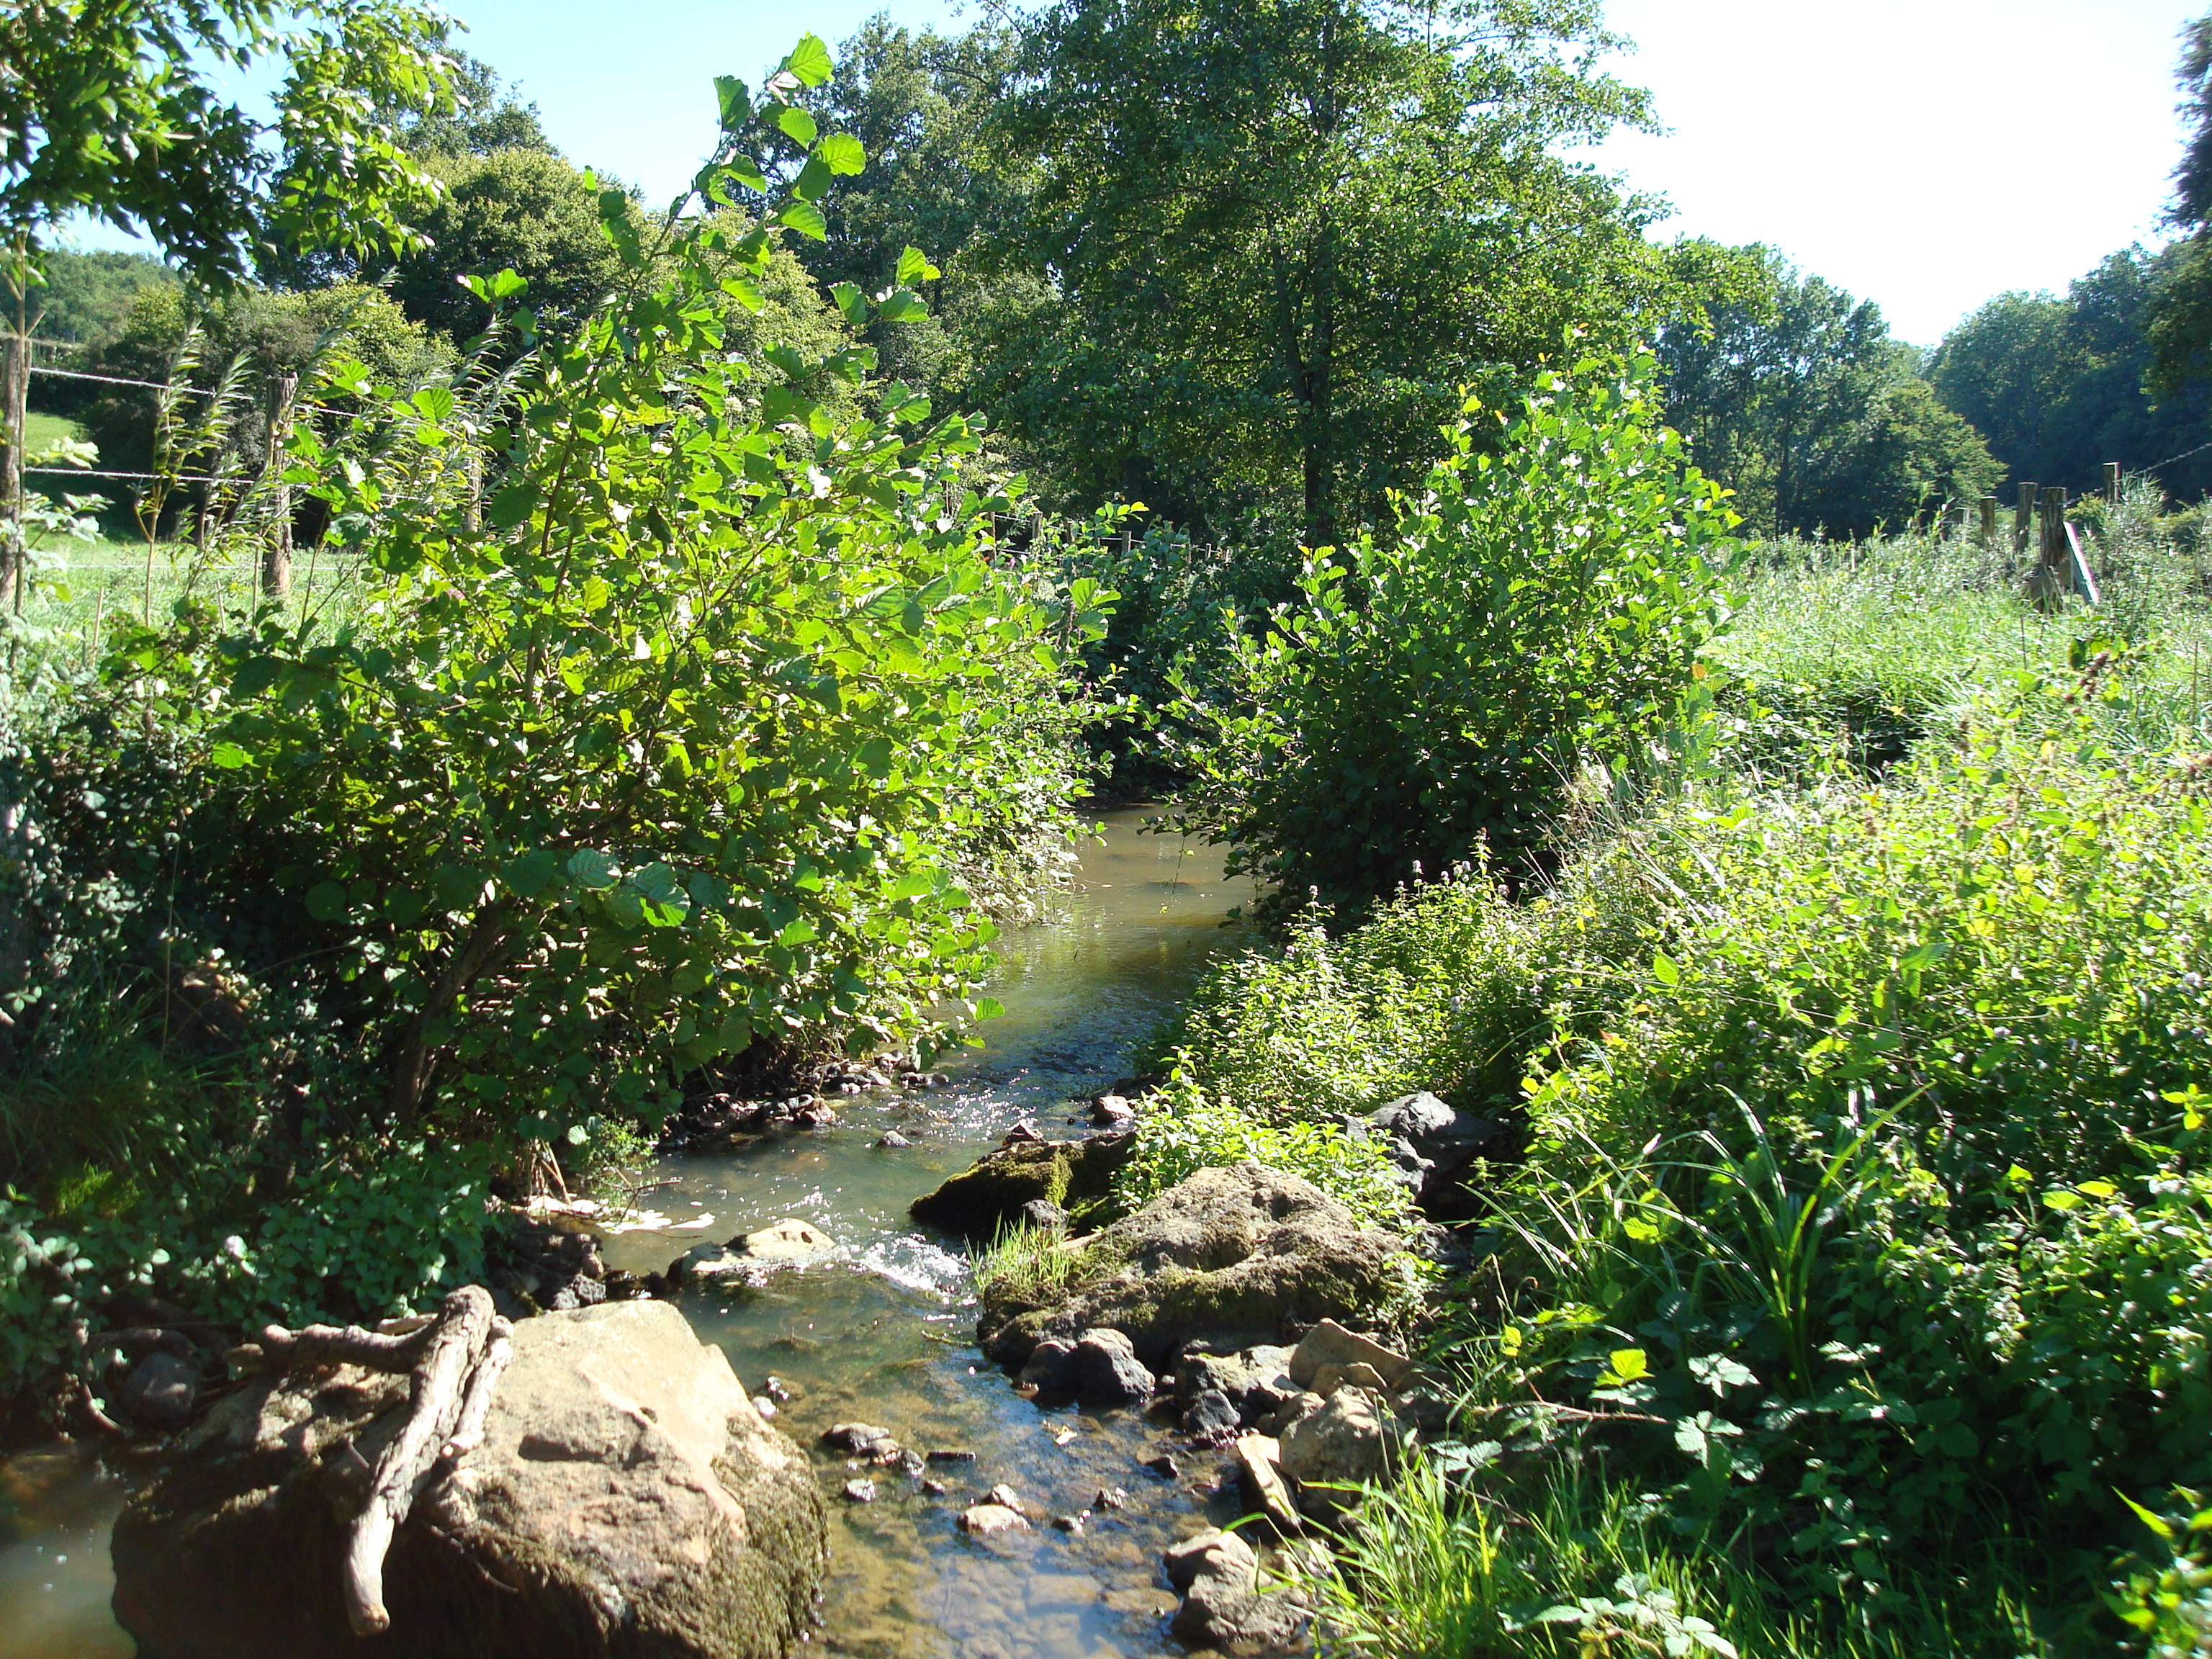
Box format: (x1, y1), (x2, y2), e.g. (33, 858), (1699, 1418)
(99, 42), (1104, 1154)
(1173, 346), (1735, 914)
(1141, 870), (1539, 1123)
(1112, 1075), (1414, 1230)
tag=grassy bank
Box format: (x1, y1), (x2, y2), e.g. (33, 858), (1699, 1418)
(1123, 498), (2212, 1654)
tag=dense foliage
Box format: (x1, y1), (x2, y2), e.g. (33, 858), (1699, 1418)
(1146, 505), (2212, 1648)
(0, 35), (1104, 1408)
(1173, 348), (1734, 912)
(1657, 246), (2001, 537)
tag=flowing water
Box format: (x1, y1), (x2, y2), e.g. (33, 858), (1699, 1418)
(0, 809), (1256, 1659)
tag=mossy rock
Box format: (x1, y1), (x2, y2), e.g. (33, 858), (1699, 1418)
(907, 1132), (1132, 1241)
(976, 1161), (1406, 1370)
(112, 1300), (827, 1659)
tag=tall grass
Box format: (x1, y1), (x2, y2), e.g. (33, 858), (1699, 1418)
(1298, 1454), (2051, 1659)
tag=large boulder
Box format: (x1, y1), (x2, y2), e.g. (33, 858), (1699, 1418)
(111, 1300), (828, 1659)
(907, 1131), (1133, 1240)
(976, 1161), (1405, 1370)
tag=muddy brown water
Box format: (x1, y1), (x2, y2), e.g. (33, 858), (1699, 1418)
(0, 810), (1259, 1659)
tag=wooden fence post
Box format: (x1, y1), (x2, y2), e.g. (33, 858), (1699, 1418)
(2014, 481), (2037, 558)
(2104, 461), (2123, 504)
(2028, 485), (2068, 611)
(1977, 495), (1999, 547)
(0, 329), (24, 613)
(261, 372), (298, 601)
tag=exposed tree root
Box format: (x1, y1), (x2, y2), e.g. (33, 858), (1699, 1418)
(235, 1285), (513, 1635)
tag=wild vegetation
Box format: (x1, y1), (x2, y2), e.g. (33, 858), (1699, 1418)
(9, 0), (2212, 1655)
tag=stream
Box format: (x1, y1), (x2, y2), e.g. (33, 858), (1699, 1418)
(0, 809), (1255, 1659)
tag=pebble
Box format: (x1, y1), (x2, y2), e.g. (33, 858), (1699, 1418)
(987, 1483), (1025, 1514)
(959, 1503), (1028, 1534)
(922, 1478), (948, 1496)
(842, 1479), (877, 1503)
(875, 1131), (911, 1148)
(1142, 1453), (1179, 1479)
(1051, 1512), (1088, 1532)
(925, 1448), (976, 1463)
(764, 1376), (792, 1403)
(1094, 1486), (1128, 1510)
(751, 1395), (778, 1419)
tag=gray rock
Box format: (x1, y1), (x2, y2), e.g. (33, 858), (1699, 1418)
(1017, 1198), (1068, 1233)
(111, 1300), (826, 1659)
(1017, 1338), (1079, 1396)
(1307, 1360), (1390, 1398)
(1074, 1327), (1155, 1406)
(729, 1218), (835, 1262)
(1164, 1527), (1254, 1594)
(977, 1163), (1406, 1370)
(824, 1421), (894, 1455)
(114, 1350), (198, 1428)
(986, 1483), (1025, 1514)
(959, 1503), (1027, 1535)
(1362, 1092), (1497, 1214)
(875, 1131), (912, 1148)
(1092, 1094), (1136, 1125)
(1181, 1388), (1241, 1439)
(842, 1478), (877, 1502)
(1287, 1319), (1413, 1390)
(1167, 1528), (1307, 1652)
(1233, 1434), (1302, 1536)
(1278, 1385), (1403, 1519)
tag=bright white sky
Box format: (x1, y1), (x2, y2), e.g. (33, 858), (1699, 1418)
(70, 0), (2208, 347)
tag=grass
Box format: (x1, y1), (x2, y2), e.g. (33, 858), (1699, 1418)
(22, 409), (84, 453)
(969, 1218), (1087, 1305)
(1298, 1453), (2054, 1659)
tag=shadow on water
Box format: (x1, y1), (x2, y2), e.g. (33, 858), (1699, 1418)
(0, 808), (1258, 1659)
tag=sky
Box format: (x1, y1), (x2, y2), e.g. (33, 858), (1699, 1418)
(69, 0), (2208, 347)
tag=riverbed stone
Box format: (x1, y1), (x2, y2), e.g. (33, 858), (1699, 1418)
(1233, 1435), (1302, 1536)
(114, 1349), (199, 1428)
(1287, 1319), (1413, 1390)
(907, 1131), (1135, 1240)
(732, 1218), (835, 1262)
(1182, 1388), (1241, 1438)
(109, 1299), (828, 1659)
(1307, 1360), (1390, 1398)
(1017, 1337), (1080, 1396)
(976, 1162), (1405, 1370)
(1075, 1327), (1155, 1406)
(1277, 1384), (1402, 1519)
(960, 1503), (1028, 1535)
(1166, 1528), (1307, 1653)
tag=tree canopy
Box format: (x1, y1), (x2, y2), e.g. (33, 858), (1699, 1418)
(0, 0), (459, 283)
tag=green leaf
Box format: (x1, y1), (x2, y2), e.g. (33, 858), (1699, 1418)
(502, 848), (562, 898)
(1651, 951), (1680, 987)
(567, 849), (618, 891)
(777, 200), (827, 240)
(305, 881), (349, 922)
(210, 741), (251, 769)
(896, 246), (940, 287)
(783, 34), (832, 86)
(775, 105), (817, 145)
(817, 132), (866, 176)
(714, 74), (752, 130)
(792, 155), (834, 202)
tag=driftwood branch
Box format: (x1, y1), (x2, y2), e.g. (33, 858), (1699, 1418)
(249, 1285), (510, 1637)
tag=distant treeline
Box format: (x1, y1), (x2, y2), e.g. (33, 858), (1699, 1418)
(25, 4), (2212, 543)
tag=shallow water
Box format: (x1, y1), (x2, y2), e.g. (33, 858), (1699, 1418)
(0, 809), (1256, 1659)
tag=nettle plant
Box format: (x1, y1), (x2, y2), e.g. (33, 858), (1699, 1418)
(109, 36), (1105, 1146)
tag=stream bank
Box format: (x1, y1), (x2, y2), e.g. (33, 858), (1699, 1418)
(0, 809), (1258, 1659)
